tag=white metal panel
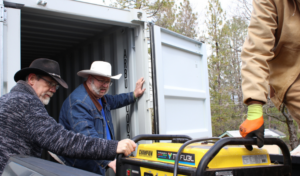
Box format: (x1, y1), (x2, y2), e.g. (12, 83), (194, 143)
(133, 24), (153, 138)
(0, 0), (4, 96)
(4, 0), (146, 27)
(113, 25), (152, 141)
(3, 7), (20, 93)
(153, 25), (212, 138)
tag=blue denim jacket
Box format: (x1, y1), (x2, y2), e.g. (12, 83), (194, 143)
(58, 84), (135, 175)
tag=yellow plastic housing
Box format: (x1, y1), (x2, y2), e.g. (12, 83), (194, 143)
(135, 142), (271, 169)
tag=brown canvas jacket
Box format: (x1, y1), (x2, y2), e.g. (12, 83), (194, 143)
(241, 0), (300, 109)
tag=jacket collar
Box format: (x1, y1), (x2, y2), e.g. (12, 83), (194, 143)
(83, 81), (106, 112)
(11, 80), (39, 98)
(297, 0), (300, 13)
(292, 0), (300, 16)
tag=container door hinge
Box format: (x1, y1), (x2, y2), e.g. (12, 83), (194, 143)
(146, 99), (153, 111)
(0, 4), (6, 22)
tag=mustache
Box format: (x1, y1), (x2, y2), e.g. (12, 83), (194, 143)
(42, 92), (53, 97)
(91, 83), (109, 95)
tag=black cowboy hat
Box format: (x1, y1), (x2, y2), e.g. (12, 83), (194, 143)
(14, 58), (68, 89)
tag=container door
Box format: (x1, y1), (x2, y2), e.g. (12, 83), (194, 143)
(0, 4), (21, 96)
(150, 24), (212, 138)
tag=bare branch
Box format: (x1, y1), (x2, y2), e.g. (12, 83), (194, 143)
(147, 2), (164, 18)
(229, 44), (241, 52)
(265, 113), (286, 123)
(281, 105), (294, 122)
(242, 0), (252, 17)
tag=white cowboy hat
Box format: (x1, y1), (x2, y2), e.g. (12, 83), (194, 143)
(77, 61), (122, 80)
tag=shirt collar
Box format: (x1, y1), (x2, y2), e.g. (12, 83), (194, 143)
(83, 81), (106, 112)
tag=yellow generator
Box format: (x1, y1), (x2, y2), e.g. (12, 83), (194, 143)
(116, 135), (291, 176)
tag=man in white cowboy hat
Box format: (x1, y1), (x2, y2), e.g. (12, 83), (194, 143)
(0, 58), (137, 175)
(57, 61), (146, 175)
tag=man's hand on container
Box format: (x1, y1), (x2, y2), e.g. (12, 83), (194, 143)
(239, 103), (264, 151)
(108, 159), (116, 173)
(133, 77), (146, 99)
(117, 139), (137, 156)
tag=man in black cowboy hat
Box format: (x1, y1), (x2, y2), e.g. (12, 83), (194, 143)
(0, 58), (137, 175)
(14, 58), (69, 105)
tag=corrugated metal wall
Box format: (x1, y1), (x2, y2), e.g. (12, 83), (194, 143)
(45, 31), (123, 123)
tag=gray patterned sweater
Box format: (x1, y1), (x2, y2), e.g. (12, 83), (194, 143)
(0, 81), (118, 175)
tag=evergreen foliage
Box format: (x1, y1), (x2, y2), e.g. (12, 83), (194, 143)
(112, 0), (198, 38)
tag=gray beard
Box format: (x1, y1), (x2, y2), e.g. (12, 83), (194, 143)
(39, 92), (53, 105)
(39, 96), (51, 105)
(91, 79), (109, 95)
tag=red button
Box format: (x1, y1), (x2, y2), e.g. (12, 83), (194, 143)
(126, 169), (131, 176)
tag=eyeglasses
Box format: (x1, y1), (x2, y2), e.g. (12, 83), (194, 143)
(40, 77), (60, 90)
(92, 76), (113, 86)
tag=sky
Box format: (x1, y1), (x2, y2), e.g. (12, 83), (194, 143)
(77, 0), (236, 18)
(189, 0), (237, 32)
(77, 0), (237, 33)
(76, 0), (241, 54)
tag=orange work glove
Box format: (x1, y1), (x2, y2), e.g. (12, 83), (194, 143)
(239, 104), (264, 151)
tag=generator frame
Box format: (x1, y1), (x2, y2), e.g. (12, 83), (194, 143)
(116, 134), (292, 176)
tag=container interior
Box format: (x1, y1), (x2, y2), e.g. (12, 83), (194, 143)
(20, 7), (137, 141)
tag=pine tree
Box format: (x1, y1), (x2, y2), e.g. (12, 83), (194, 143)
(205, 0), (231, 135)
(153, 0), (176, 31)
(205, 0), (250, 135)
(224, 17), (248, 113)
(113, 0), (198, 38)
(173, 0), (198, 38)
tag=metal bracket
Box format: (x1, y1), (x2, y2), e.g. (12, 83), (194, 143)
(37, 0), (47, 6)
(134, 26), (139, 37)
(0, 4), (4, 22)
(131, 9), (146, 23)
(3, 7), (6, 22)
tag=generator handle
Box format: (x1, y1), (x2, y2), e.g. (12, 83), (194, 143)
(131, 134), (192, 143)
(116, 154), (123, 176)
(195, 137), (292, 176)
(173, 137), (221, 176)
